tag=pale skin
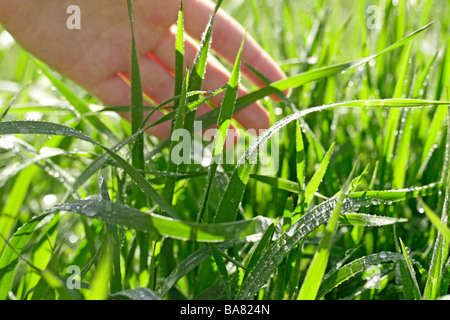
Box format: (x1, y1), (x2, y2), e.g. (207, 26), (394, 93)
(0, 0), (288, 141)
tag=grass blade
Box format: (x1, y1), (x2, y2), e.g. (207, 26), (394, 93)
(110, 288), (161, 300)
(199, 34), (245, 223)
(317, 252), (405, 299)
(214, 99), (449, 225)
(126, 0), (146, 208)
(295, 142), (335, 215)
(297, 159), (359, 300)
(198, 22), (434, 127)
(46, 198), (272, 243)
(399, 238), (422, 300)
(424, 108), (450, 299)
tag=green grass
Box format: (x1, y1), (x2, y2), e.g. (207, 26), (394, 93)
(0, 0), (450, 300)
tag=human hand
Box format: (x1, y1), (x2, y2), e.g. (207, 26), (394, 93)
(0, 0), (288, 140)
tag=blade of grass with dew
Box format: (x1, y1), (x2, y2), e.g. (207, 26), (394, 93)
(250, 174), (302, 194)
(0, 147), (65, 188)
(243, 219), (277, 281)
(235, 182), (440, 300)
(381, 42), (413, 188)
(424, 108), (450, 300)
(419, 199), (450, 245)
(199, 34), (245, 223)
(46, 198), (272, 243)
(143, 21), (436, 172)
(208, 243), (232, 299)
(149, 23), (435, 137)
(126, 0), (146, 208)
(62, 94), (196, 202)
(156, 239), (245, 298)
(87, 235), (112, 300)
(296, 120), (305, 202)
(436, 40), (450, 100)
(316, 252), (405, 299)
(250, 164), (368, 198)
(183, 0), (224, 135)
(162, 1), (186, 205)
(0, 82), (30, 121)
(338, 213), (407, 227)
(399, 237), (422, 300)
(0, 121), (180, 219)
(297, 159), (359, 300)
(0, 166), (38, 255)
(31, 58), (119, 144)
(294, 142), (335, 216)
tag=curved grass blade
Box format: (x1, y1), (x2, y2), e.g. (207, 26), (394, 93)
(0, 166), (39, 255)
(0, 121), (180, 219)
(317, 252), (405, 299)
(46, 198), (273, 243)
(183, 0), (224, 135)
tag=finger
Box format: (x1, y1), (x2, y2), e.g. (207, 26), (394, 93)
(152, 30), (270, 132)
(183, 0), (290, 99)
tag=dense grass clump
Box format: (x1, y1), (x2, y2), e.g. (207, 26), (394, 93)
(0, 0), (450, 300)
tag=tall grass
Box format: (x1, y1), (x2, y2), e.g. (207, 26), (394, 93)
(0, 0), (450, 300)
